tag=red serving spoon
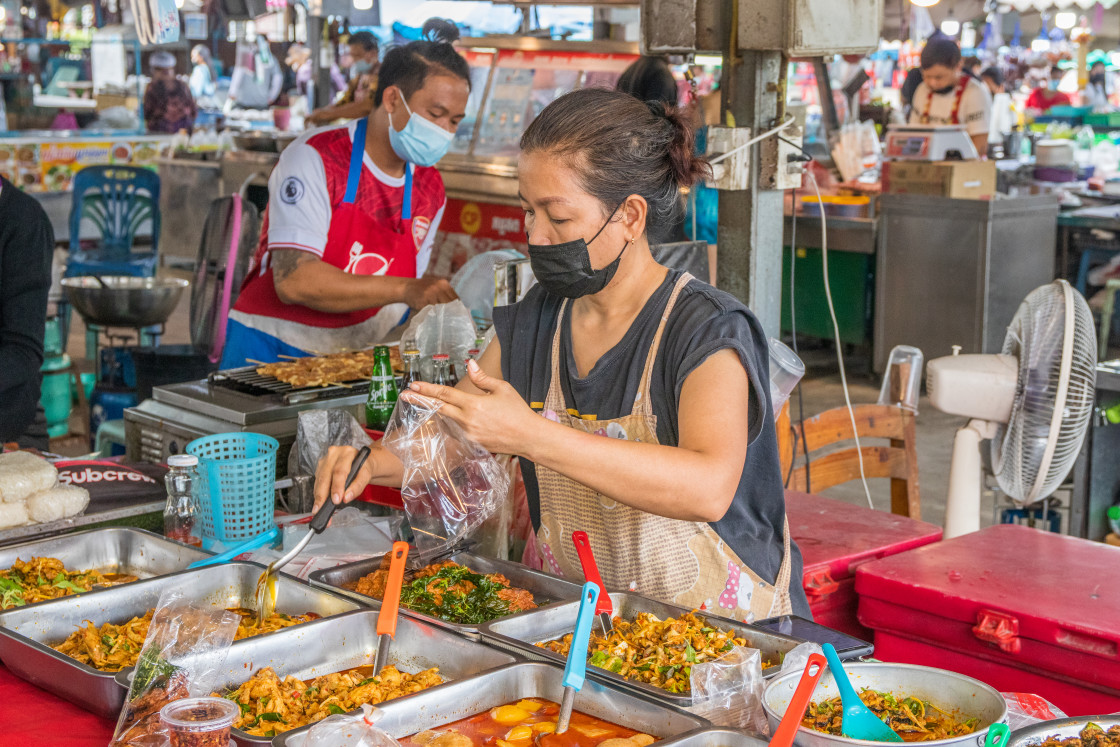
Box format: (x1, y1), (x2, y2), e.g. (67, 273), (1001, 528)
(770, 653), (828, 747)
(572, 531), (613, 635)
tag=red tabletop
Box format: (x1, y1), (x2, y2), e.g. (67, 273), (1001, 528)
(0, 663), (114, 744)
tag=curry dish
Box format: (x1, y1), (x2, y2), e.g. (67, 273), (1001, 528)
(802, 690), (980, 742)
(222, 664), (443, 737)
(538, 611), (756, 695)
(401, 698), (657, 747)
(347, 557), (537, 625)
(1037, 723), (1120, 747)
(52, 608), (321, 672)
(0, 557), (136, 609)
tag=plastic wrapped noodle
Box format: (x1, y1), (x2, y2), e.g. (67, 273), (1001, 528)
(689, 645), (768, 734)
(0, 502), (30, 529)
(27, 484), (90, 523)
(0, 451), (58, 504)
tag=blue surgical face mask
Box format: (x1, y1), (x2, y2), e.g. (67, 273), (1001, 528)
(387, 89), (454, 168)
(351, 59), (373, 76)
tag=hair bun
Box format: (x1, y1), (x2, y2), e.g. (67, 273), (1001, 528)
(422, 18), (461, 44)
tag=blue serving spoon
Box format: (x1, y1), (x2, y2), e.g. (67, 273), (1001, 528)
(822, 643), (903, 742)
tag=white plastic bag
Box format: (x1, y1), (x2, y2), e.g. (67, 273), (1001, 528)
(688, 645), (769, 734)
(402, 300), (478, 381)
(381, 393), (507, 559)
(303, 704), (401, 747)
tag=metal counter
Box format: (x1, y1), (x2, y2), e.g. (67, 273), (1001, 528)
(874, 193), (1059, 373)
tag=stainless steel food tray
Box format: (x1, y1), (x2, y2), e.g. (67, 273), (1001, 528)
(0, 527), (211, 606)
(658, 728), (769, 747)
(272, 661), (710, 747)
(480, 592), (803, 708)
(1009, 716), (1120, 747)
(308, 551), (582, 639)
(0, 562), (359, 720)
(170, 609), (520, 746)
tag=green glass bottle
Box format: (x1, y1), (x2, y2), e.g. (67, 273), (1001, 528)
(365, 345), (398, 431)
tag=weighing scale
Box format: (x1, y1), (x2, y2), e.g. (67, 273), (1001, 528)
(884, 125), (979, 161)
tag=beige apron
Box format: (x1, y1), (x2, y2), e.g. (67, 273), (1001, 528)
(531, 272), (795, 622)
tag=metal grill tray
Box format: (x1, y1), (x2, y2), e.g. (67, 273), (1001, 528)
(480, 592), (804, 708)
(272, 661), (710, 747)
(657, 729), (769, 747)
(0, 562), (359, 719)
(210, 365), (366, 400)
(1009, 717), (1120, 747)
(308, 551), (583, 639)
(0, 528), (211, 598)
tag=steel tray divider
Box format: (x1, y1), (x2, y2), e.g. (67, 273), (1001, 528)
(272, 661), (712, 747)
(307, 551), (583, 639)
(0, 562), (359, 720)
(478, 592), (804, 708)
(1008, 716), (1120, 747)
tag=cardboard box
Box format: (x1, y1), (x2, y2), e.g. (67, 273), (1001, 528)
(882, 159), (997, 199)
(95, 94), (139, 111)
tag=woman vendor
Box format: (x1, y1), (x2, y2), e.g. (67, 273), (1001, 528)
(315, 87), (809, 621)
(219, 20), (464, 368)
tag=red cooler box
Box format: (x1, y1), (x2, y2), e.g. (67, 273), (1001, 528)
(856, 524), (1120, 716)
(786, 490), (942, 639)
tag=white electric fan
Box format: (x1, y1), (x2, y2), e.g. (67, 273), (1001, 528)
(926, 279), (1097, 538)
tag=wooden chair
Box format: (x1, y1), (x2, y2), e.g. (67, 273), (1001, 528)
(777, 401), (921, 520)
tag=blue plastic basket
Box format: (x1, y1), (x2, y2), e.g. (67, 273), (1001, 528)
(186, 433), (278, 543)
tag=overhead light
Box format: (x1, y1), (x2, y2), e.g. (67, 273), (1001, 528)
(353, 0), (372, 8)
(941, 11), (960, 36)
(174, 0), (184, 8)
(1055, 11), (1076, 29)
(910, 0), (940, 7)
(1031, 37), (1050, 52)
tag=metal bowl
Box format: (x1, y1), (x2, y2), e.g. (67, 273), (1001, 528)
(61, 276), (189, 327)
(1008, 716), (1120, 747)
(275, 132), (298, 152)
(233, 132), (279, 153)
(763, 662), (1008, 747)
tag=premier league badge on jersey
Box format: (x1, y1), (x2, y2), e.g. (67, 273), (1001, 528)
(280, 177), (305, 205)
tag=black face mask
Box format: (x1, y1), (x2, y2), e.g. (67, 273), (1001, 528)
(527, 206), (628, 299)
(1091, 73), (1107, 86)
(931, 81), (958, 96)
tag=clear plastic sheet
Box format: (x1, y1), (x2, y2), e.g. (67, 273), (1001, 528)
(110, 589), (241, 747)
(293, 410), (374, 478)
(303, 704), (402, 747)
(381, 392), (507, 559)
(688, 644), (768, 734)
(402, 300), (478, 381)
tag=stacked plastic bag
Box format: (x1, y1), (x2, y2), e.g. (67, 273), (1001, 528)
(0, 451), (89, 528)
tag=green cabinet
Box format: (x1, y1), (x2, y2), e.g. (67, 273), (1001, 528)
(780, 245), (874, 346)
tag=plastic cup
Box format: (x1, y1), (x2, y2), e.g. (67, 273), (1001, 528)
(159, 697), (239, 747)
(768, 338), (806, 418)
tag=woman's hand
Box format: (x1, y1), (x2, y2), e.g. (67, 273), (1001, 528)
(312, 444), (376, 512)
(404, 359), (539, 457)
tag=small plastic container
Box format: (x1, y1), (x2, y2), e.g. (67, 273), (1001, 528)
(878, 344), (924, 414)
(159, 697), (239, 747)
(768, 337), (805, 417)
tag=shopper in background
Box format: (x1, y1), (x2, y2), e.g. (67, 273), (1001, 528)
(981, 67), (1016, 153)
(908, 36), (992, 156)
(226, 37), (284, 111)
(220, 19), (466, 369)
(1025, 64), (1072, 114)
(1083, 57), (1113, 111)
(143, 51), (197, 133)
(307, 31), (382, 126)
(0, 176), (54, 450)
(189, 45), (217, 102)
(963, 56), (983, 80)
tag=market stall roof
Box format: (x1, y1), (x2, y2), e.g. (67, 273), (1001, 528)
(1006, 0), (1118, 9)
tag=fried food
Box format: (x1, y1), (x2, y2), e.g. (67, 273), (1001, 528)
(0, 556), (136, 609)
(803, 690), (980, 742)
(538, 611), (752, 694)
(1038, 723), (1120, 747)
(347, 556), (537, 625)
(52, 608), (322, 672)
(255, 350), (378, 388)
(402, 698), (657, 747)
(223, 664), (443, 737)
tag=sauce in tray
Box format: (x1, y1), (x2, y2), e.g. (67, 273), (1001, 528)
(401, 698), (657, 747)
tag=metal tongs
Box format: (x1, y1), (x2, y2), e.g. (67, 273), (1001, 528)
(557, 581), (600, 734)
(572, 531), (613, 635)
(253, 446), (371, 622)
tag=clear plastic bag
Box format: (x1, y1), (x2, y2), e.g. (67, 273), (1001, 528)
(110, 589), (241, 747)
(1000, 693), (1068, 731)
(293, 410), (374, 478)
(402, 300), (478, 381)
(688, 645), (768, 735)
(381, 392), (508, 559)
(778, 641), (824, 677)
(303, 704), (401, 747)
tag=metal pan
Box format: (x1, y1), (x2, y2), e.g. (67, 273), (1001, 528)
(272, 661), (710, 747)
(0, 528), (211, 606)
(205, 609), (518, 746)
(0, 562), (359, 719)
(657, 728), (770, 747)
(480, 592), (803, 708)
(309, 551), (582, 639)
(1008, 716), (1120, 747)
(762, 662), (1008, 747)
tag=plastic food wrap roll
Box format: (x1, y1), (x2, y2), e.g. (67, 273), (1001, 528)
(27, 485), (89, 524)
(0, 451), (59, 504)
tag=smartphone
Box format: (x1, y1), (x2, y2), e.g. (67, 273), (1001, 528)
(752, 615), (874, 660)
